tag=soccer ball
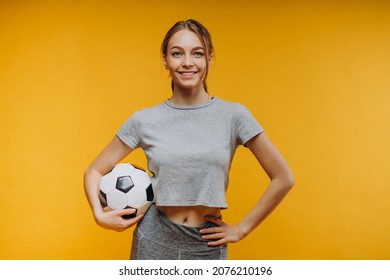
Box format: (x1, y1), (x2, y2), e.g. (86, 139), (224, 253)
(99, 163), (154, 219)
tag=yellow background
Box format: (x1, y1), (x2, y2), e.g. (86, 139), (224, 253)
(1, 0), (389, 259)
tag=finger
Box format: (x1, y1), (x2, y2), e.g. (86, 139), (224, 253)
(120, 208), (137, 214)
(116, 208), (137, 218)
(116, 213), (144, 232)
(204, 215), (224, 226)
(124, 213), (144, 227)
(202, 232), (225, 240)
(131, 213), (144, 223)
(199, 226), (222, 234)
(207, 238), (227, 247)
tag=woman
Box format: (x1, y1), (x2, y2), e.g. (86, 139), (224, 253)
(84, 19), (294, 260)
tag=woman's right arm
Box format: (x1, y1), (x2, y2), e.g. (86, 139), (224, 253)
(83, 135), (144, 232)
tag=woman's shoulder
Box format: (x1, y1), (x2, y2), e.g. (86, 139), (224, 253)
(213, 97), (252, 114)
(131, 100), (167, 117)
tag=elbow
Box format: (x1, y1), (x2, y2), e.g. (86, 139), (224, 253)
(84, 163), (99, 178)
(83, 165), (98, 185)
(284, 173), (295, 191)
(277, 172), (295, 193)
(83, 166), (92, 181)
(286, 175), (295, 190)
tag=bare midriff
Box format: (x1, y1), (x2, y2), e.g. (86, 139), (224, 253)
(156, 205), (221, 226)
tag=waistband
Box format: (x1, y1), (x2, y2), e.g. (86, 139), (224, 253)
(135, 204), (220, 247)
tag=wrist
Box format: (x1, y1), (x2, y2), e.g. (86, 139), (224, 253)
(237, 224), (248, 240)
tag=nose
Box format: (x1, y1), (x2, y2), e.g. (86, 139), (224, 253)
(182, 54), (194, 67)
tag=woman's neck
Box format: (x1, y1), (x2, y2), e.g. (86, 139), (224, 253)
(169, 86), (210, 106)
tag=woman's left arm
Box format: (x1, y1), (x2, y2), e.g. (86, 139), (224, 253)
(200, 132), (295, 246)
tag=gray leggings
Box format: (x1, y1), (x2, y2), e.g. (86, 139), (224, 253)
(130, 204), (228, 260)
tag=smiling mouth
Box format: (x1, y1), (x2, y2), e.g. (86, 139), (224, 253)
(178, 71), (198, 76)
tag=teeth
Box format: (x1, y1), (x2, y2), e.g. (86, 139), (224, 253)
(180, 72), (196, 76)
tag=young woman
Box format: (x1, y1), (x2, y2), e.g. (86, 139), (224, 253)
(84, 19), (294, 260)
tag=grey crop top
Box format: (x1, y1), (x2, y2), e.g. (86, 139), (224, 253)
(117, 97), (264, 208)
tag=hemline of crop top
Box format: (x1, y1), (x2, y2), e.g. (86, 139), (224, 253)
(116, 97), (264, 208)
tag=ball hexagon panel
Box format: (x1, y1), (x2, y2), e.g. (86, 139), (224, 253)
(100, 172), (117, 194)
(130, 168), (151, 188)
(112, 163), (135, 177)
(106, 189), (128, 210)
(126, 186), (147, 209)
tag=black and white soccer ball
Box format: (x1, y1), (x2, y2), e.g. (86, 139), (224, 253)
(99, 163), (154, 219)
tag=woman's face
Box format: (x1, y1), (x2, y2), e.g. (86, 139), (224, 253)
(164, 29), (210, 92)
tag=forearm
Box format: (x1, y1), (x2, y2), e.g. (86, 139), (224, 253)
(238, 177), (294, 238)
(83, 167), (104, 219)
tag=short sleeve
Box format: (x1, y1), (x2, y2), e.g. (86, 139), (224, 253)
(116, 111), (142, 149)
(233, 104), (264, 146)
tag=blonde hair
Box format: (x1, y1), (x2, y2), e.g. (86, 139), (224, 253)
(161, 19), (214, 92)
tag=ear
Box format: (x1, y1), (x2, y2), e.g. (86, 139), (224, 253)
(163, 55), (167, 69)
(208, 53), (213, 66)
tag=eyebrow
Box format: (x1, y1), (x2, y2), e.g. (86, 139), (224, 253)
(170, 46), (205, 51)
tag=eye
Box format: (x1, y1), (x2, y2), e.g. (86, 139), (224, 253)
(171, 51), (182, 57)
(193, 51), (204, 57)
